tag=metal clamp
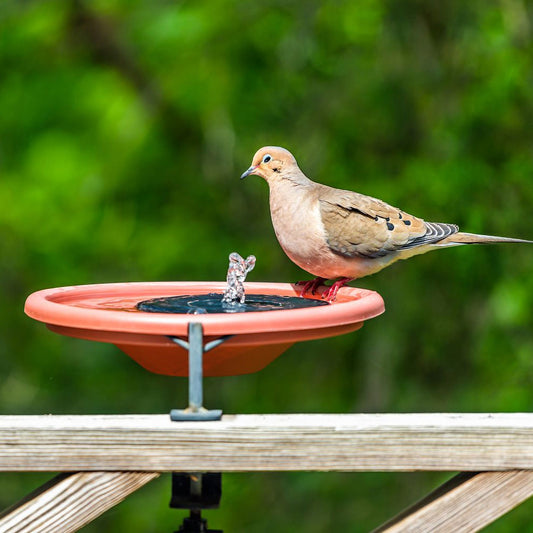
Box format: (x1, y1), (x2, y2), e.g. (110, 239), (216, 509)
(168, 323), (231, 421)
(170, 472), (223, 532)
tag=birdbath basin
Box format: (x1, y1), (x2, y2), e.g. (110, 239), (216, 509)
(24, 281), (385, 377)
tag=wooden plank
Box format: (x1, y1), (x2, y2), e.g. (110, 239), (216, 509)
(0, 413), (533, 472)
(373, 470), (533, 532)
(0, 471), (159, 533)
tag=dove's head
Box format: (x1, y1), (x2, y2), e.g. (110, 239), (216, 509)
(240, 146), (299, 182)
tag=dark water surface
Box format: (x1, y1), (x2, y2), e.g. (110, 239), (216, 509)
(137, 293), (329, 314)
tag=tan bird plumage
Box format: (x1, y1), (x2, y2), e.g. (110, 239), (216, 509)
(241, 146), (532, 301)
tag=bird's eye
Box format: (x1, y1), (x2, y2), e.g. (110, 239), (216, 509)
(262, 154), (272, 164)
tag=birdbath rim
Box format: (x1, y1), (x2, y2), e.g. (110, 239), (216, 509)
(24, 281), (385, 337)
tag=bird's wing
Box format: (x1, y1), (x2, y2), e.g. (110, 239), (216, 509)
(318, 187), (459, 259)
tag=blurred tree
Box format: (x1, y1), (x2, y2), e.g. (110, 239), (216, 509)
(1, 0), (533, 530)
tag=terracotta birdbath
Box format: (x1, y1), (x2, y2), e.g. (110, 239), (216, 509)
(24, 281), (384, 377)
(25, 253), (384, 421)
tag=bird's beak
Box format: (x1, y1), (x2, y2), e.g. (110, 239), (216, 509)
(240, 165), (258, 179)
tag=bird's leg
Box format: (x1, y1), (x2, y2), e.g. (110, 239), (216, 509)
(297, 277), (326, 297)
(322, 278), (354, 302)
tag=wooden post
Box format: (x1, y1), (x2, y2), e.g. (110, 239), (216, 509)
(0, 472), (158, 533)
(374, 471), (533, 532)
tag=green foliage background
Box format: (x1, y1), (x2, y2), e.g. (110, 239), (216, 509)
(2, 1), (533, 531)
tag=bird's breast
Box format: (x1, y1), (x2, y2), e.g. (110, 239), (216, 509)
(268, 184), (375, 279)
(270, 192), (325, 263)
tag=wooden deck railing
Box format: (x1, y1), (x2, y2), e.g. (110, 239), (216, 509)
(1, 413), (533, 532)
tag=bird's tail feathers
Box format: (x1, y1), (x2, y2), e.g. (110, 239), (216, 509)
(439, 232), (533, 246)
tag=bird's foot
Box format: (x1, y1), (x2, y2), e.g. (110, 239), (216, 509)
(297, 277), (326, 297)
(321, 278), (354, 302)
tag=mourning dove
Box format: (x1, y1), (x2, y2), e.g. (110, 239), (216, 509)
(241, 146), (532, 301)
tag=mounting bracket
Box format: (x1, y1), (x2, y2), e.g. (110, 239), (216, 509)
(168, 323), (230, 421)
